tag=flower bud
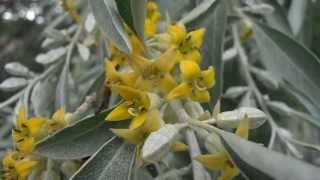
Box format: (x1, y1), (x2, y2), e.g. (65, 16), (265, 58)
(41, 169), (60, 180)
(60, 160), (80, 177)
(216, 107), (266, 129)
(243, 3), (275, 15)
(64, 113), (75, 125)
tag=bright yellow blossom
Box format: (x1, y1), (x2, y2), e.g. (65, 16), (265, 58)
(144, 1), (161, 37)
(167, 24), (206, 63)
(106, 85), (152, 128)
(13, 107), (46, 154)
(111, 109), (163, 144)
(194, 117), (250, 180)
(129, 48), (178, 93)
(145, 19), (157, 38)
(146, 1), (161, 22)
(2, 151), (38, 180)
(61, 0), (81, 22)
(107, 32), (143, 68)
(46, 107), (67, 134)
(167, 24), (187, 45)
(105, 60), (137, 87)
(167, 61), (215, 102)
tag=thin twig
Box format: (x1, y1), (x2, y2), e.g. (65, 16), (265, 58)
(67, 95), (97, 124)
(56, 25), (83, 111)
(170, 101), (209, 180)
(231, 24), (278, 149)
(154, 164), (192, 180)
(0, 90), (25, 110)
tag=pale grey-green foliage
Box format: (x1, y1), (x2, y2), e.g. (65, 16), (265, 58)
(1, 0), (320, 180)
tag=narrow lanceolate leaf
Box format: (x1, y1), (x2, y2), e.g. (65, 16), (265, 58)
(70, 138), (136, 180)
(130, 0), (146, 42)
(89, 0), (132, 53)
(115, 0), (146, 42)
(35, 108), (128, 159)
(263, 0), (292, 35)
(218, 130), (320, 180)
(253, 22), (320, 118)
(155, 0), (193, 21)
(224, 86), (249, 99)
(55, 58), (71, 111)
(35, 47), (67, 65)
(188, 0), (227, 109)
(288, 0), (307, 35)
(31, 79), (55, 117)
(5, 62), (34, 78)
(77, 43), (90, 61)
(179, 0), (217, 24)
(0, 77), (28, 92)
(85, 13), (96, 33)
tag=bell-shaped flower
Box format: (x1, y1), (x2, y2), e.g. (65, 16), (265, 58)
(166, 24), (206, 63)
(129, 48), (178, 93)
(144, 1), (161, 37)
(46, 107), (67, 134)
(105, 60), (137, 87)
(2, 151), (37, 180)
(194, 117), (250, 180)
(13, 107), (47, 154)
(111, 109), (163, 145)
(106, 85), (153, 128)
(167, 61), (215, 102)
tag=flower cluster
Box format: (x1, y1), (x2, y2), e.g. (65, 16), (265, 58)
(104, 1), (215, 146)
(2, 107), (66, 180)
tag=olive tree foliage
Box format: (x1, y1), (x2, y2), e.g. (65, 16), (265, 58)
(1, 0), (320, 180)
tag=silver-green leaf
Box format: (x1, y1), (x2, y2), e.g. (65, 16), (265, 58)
(89, 0), (132, 53)
(253, 22), (320, 118)
(35, 109), (127, 159)
(70, 138), (136, 180)
(0, 77), (28, 92)
(219, 130), (320, 180)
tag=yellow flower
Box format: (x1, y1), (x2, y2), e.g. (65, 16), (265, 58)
(61, 0), (81, 22)
(240, 19), (253, 43)
(107, 33), (143, 66)
(129, 48), (178, 93)
(144, 1), (161, 37)
(167, 24), (187, 45)
(146, 2), (161, 22)
(13, 107), (46, 154)
(194, 117), (250, 180)
(108, 45), (128, 68)
(2, 151), (38, 180)
(167, 24), (205, 63)
(167, 61), (215, 102)
(105, 85), (151, 127)
(14, 159), (37, 180)
(111, 109), (163, 144)
(105, 60), (137, 87)
(145, 19), (158, 37)
(129, 33), (144, 55)
(46, 107), (67, 134)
